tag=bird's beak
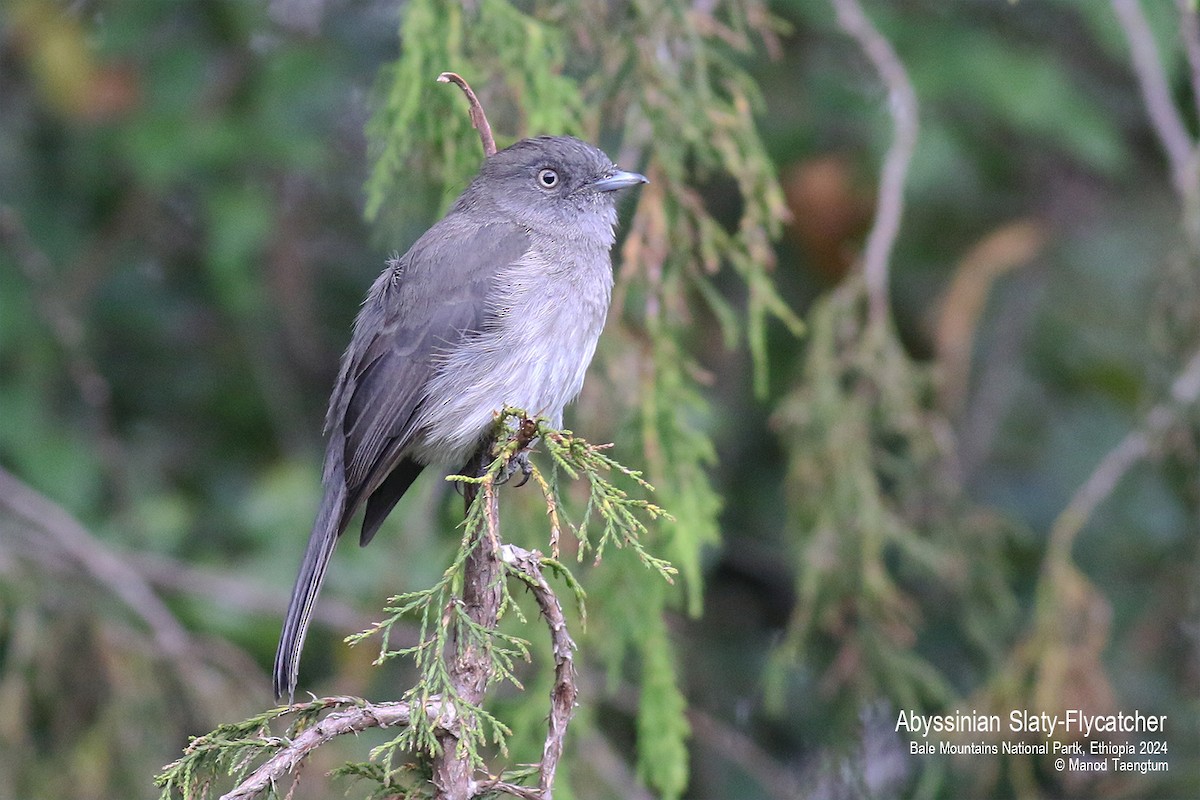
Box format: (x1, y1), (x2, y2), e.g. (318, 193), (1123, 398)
(591, 169), (649, 193)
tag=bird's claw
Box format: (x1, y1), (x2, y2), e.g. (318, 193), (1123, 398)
(497, 449), (533, 488)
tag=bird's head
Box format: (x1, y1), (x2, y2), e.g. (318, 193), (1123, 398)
(460, 135), (647, 240)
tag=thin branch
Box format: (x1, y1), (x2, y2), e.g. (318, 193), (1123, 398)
(218, 699), (428, 800)
(438, 72), (498, 157)
(1045, 346), (1200, 565)
(830, 0), (919, 326)
(502, 545), (578, 796)
(1112, 0), (1200, 241)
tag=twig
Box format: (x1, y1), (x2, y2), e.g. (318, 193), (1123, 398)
(530, 466), (564, 559)
(1112, 0), (1200, 244)
(438, 72), (498, 157)
(830, 0), (919, 326)
(218, 699), (427, 800)
(1045, 346), (1200, 565)
(475, 780), (543, 800)
(484, 475), (502, 554)
(502, 545), (578, 796)
(1055, 0), (1200, 560)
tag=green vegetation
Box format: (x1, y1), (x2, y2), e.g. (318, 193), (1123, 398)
(1, 1), (1198, 798)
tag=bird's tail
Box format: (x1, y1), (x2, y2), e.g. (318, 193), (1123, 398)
(273, 482), (346, 701)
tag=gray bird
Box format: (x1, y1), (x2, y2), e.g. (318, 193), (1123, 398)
(273, 135), (647, 699)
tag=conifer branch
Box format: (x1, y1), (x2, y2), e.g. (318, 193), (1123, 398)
(217, 699), (425, 800)
(431, 448), (504, 800)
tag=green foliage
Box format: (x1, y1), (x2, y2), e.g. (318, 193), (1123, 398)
(328, 761), (418, 800)
(635, 584), (691, 800)
(156, 708), (288, 800)
(8, 1), (1200, 798)
(616, 1), (803, 395)
(365, 0), (587, 218)
(901, 22), (1127, 178)
(155, 696), (355, 800)
(540, 423), (676, 579)
(770, 278), (1018, 738)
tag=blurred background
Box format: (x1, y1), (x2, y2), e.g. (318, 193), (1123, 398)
(2, 0), (1199, 798)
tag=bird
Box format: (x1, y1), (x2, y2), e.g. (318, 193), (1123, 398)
(273, 135), (647, 700)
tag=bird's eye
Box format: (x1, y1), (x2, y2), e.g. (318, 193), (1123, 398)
(537, 168), (559, 189)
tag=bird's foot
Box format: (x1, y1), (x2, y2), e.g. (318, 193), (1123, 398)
(496, 449), (533, 488)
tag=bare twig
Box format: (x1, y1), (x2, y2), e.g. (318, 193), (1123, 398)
(830, 0), (919, 326)
(439, 72), (498, 157)
(218, 699), (428, 800)
(502, 545), (578, 796)
(1046, 346), (1200, 565)
(1112, 0), (1200, 244)
(1047, 0), (1200, 561)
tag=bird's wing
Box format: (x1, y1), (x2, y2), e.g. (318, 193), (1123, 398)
(273, 218), (530, 700)
(336, 219), (531, 519)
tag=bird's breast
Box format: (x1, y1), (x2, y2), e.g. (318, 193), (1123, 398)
(408, 245), (613, 465)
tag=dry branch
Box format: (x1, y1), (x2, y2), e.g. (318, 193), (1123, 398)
(1046, 347), (1200, 565)
(1112, 0), (1196, 202)
(1043, 0), (1200, 558)
(501, 545), (579, 796)
(218, 700), (427, 800)
(439, 72), (498, 157)
(830, 0), (919, 326)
